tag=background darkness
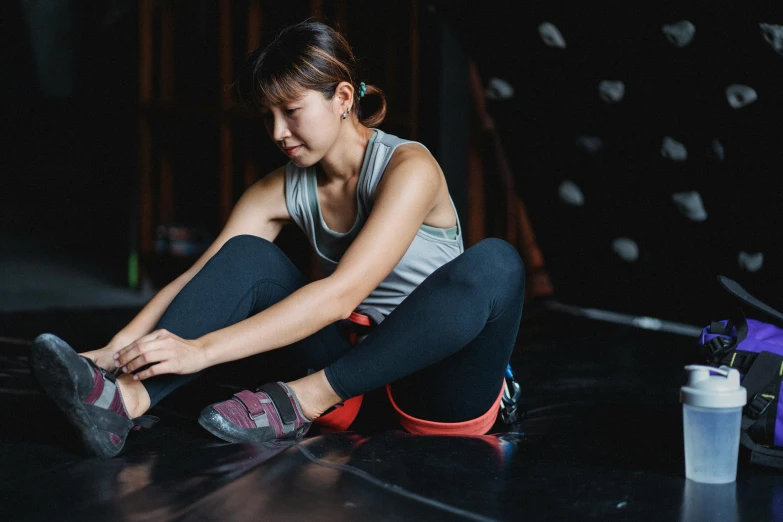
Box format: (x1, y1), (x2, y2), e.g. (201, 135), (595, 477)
(3, 1), (782, 327)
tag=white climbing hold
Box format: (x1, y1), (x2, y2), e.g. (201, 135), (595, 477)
(738, 251), (764, 272)
(558, 180), (584, 206)
(661, 136), (688, 162)
(575, 135), (603, 155)
(538, 22), (566, 49)
(612, 238), (639, 262)
(485, 77), (515, 101)
(662, 20), (696, 47)
(760, 23), (783, 56)
(707, 139), (725, 162)
(726, 85), (758, 109)
(599, 81), (625, 103)
(672, 191), (708, 222)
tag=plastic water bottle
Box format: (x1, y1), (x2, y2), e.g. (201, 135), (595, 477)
(680, 365), (747, 483)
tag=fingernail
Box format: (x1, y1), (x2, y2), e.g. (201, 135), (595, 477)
(114, 360), (120, 367)
(122, 366), (128, 373)
(113, 354), (119, 359)
(133, 376), (139, 380)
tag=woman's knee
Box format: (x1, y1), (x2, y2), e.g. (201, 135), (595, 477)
(209, 235), (303, 285)
(472, 238), (525, 284)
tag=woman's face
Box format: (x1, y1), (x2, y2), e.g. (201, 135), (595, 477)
(260, 89), (342, 167)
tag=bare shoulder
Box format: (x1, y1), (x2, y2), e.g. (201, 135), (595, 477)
(380, 143), (442, 193)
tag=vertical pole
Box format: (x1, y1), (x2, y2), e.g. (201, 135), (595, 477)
(218, 0), (233, 225)
(335, 0), (348, 34)
(409, 0), (420, 139)
(309, 0), (324, 22)
(137, 0), (154, 288)
(159, 0), (175, 224)
(243, 0), (262, 190)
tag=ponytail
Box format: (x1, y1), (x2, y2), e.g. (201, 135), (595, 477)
(356, 83), (387, 127)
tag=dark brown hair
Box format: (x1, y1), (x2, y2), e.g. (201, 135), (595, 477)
(236, 21), (386, 127)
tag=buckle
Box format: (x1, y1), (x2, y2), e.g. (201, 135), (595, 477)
(704, 336), (734, 360)
(747, 393), (774, 420)
(500, 379), (522, 424)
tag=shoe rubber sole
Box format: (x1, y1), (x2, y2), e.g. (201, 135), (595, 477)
(29, 334), (126, 459)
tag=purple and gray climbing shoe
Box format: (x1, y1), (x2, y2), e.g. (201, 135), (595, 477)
(198, 382), (312, 443)
(28, 333), (158, 459)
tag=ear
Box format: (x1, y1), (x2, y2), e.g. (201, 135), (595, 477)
(333, 81), (355, 113)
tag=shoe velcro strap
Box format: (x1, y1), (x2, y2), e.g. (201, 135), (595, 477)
(258, 382), (297, 425)
(234, 390), (266, 418)
(83, 403), (134, 434)
(133, 415), (159, 429)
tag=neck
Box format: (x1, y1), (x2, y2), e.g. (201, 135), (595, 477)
(317, 121), (374, 183)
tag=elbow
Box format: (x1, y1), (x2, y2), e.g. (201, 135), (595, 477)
(335, 293), (358, 321)
(337, 306), (354, 322)
(322, 277), (362, 322)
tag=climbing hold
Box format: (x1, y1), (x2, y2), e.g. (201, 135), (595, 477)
(575, 135), (603, 155)
(662, 20), (696, 47)
(486, 77), (515, 101)
(558, 180), (585, 206)
(538, 22), (566, 49)
(725, 84), (758, 109)
(661, 136), (688, 162)
(706, 139), (725, 162)
(738, 251), (764, 272)
(612, 238), (639, 262)
(760, 24), (783, 56)
(599, 81), (625, 103)
(672, 191), (707, 222)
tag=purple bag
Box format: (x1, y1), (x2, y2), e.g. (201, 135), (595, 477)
(698, 276), (783, 469)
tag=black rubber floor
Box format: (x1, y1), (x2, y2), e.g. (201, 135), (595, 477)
(0, 304), (779, 521)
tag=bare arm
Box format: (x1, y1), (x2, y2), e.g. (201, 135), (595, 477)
(115, 145), (444, 378)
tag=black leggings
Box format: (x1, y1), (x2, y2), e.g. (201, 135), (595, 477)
(141, 235), (524, 423)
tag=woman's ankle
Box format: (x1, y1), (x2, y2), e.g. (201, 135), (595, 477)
(286, 371), (343, 421)
(116, 375), (151, 417)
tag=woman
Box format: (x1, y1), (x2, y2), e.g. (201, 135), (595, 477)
(29, 21), (525, 459)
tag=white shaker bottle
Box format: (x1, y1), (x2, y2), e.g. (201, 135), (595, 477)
(680, 365), (747, 483)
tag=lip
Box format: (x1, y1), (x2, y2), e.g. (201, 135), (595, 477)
(282, 145), (302, 156)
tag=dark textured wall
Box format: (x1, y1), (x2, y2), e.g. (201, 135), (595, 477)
(439, 2), (783, 324)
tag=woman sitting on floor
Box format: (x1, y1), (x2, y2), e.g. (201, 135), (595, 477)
(29, 20), (525, 459)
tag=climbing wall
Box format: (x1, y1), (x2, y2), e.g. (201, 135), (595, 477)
(477, 4), (783, 324)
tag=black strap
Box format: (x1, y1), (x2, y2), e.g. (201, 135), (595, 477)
(740, 431), (783, 469)
(718, 350), (758, 374)
(83, 403), (134, 434)
(741, 351), (783, 399)
(258, 382), (297, 425)
(718, 275), (783, 326)
(133, 415), (159, 429)
(729, 306), (749, 344)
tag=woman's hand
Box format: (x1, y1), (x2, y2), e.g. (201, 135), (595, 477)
(80, 347), (119, 372)
(80, 334), (137, 371)
(113, 329), (209, 381)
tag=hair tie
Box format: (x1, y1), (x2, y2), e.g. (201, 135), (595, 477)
(358, 82), (367, 99)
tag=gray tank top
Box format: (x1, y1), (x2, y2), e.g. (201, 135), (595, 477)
(284, 129), (464, 323)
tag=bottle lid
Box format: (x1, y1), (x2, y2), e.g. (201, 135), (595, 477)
(680, 365), (747, 408)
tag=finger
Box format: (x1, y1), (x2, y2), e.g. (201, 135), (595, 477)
(122, 343), (173, 373)
(114, 329), (169, 362)
(132, 360), (174, 381)
(115, 333), (169, 367)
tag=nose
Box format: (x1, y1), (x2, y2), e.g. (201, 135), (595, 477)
(270, 114), (291, 143)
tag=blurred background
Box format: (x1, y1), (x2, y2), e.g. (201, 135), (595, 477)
(2, 0), (782, 327)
